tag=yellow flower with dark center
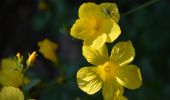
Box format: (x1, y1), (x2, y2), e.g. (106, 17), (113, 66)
(71, 3), (121, 49)
(0, 58), (28, 87)
(77, 41), (142, 100)
(38, 39), (58, 63)
(26, 51), (37, 67)
(0, 86), (24, 100)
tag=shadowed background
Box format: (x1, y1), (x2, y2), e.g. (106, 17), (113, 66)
(0, 0), (170, 100)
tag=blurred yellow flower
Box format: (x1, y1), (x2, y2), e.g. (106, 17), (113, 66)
(77, 41), (142, 100)
(0, 86), (24, 100)
(26, 51), (37, 67)
(38, 0), (48, 11)
(0, 58), (28, 87)
(71, 3), (121, 49)
(38, 39), (58, 63)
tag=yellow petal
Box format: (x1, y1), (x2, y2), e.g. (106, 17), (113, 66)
(110, 41), (135, 66)
(98, 19), (113, 34)
(106, 21), (121, 43)
(92, 33), (107, 50)
(0, 58), (24, 87)
(87, 33), (107, 50)
(70, 19), (94, 40)
(77, 66), (103, 95)
(38, 39), (58, 63)
(99, 19), (120, 43)
(116, 65), (142, 89)
(0, 71), (24, 87)
(83, 42), (109, 65)
(0, 86), (24, 100)
(102, 79), (124, 100)
(99, 3), (120, 23)
(79, 3), (106, 19)
(0, 58), (18, 70)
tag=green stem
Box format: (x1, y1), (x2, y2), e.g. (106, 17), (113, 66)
(122, 0), (160, 17)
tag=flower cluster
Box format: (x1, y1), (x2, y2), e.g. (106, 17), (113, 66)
(0, 51), (37, 100)
(70, 2), (142, 100)
(0, 38), (58, 100)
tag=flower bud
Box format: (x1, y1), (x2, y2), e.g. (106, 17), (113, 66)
(16, 52), (23, 63)
(26, 51), (37, 67)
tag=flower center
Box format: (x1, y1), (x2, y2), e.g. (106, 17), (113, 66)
(104, 61), (118, 74)
(98, 61), (119, 82)
(91, 19), (101, 32)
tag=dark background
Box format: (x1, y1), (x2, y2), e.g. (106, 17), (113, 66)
(0, 0), (170, 100)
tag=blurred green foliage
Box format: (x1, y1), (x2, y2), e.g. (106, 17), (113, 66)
(0, 0), (170, 100)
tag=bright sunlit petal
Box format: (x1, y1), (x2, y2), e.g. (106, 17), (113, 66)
(102, 79), (124, 100)
(116, 65), (142, 89)
(79, 3), (106, 19)
(83, 42), (109, 65)
(106, 21), (121, 43)
(0, 86), (24, 100)
(77, 66), (103, 94)
(110, 41), (135, 66)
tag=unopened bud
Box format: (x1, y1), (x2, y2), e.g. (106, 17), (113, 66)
(26, 51), (37, 67)
(16, 52), (23, 63)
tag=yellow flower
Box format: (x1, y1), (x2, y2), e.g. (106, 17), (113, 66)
(26, 51), (37, 67)
(71, 3), (121, 49)
(77, 41), (142, 100)
(38, 39), (58, 63)
(0, 86), (24, 100)
(38, 0), (48, 11)
(0, 58), (27, 87)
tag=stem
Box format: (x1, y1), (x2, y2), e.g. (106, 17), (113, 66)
(121, 0), (160, 17)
